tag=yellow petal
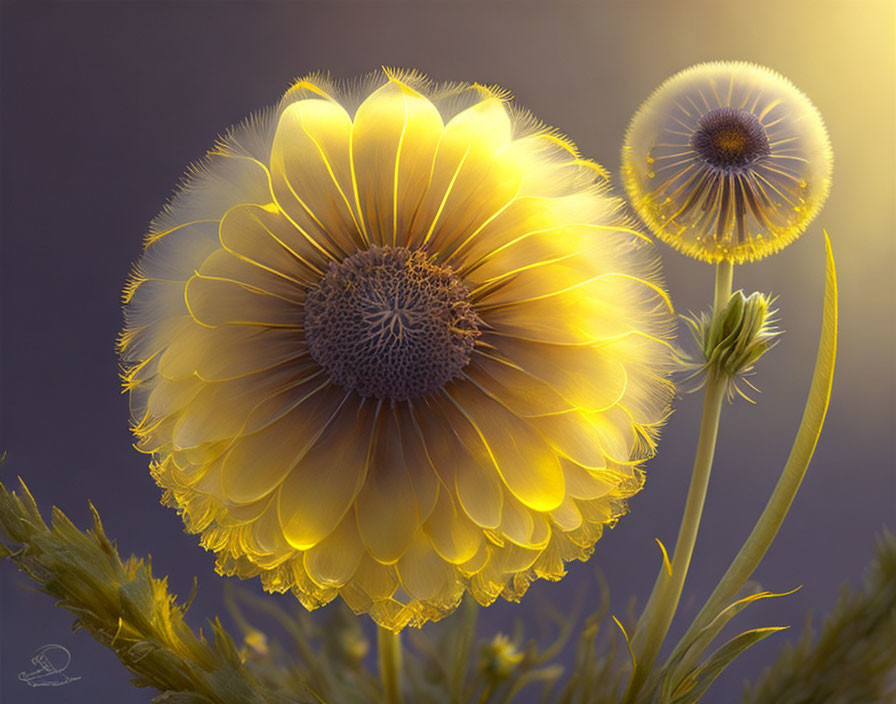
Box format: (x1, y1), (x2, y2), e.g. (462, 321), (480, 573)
(146, 376), (204, 421)
(218, 494), (272, 527)
(396, 530), (460, 603)
(343, 553), (399, 604)
(184, 274), (301, 328)
(578, 499), (614, 526)
(340, 553), (398, 602)
(172, 362), (316, 449)
(355, 407), (425, 563)
(464, 220), (633, 288)
(527, 411), (609, 469)
(464, 352), (573, 417)
(457, 542), (489, 577)
(454, 192), (616, 272)
(549, 495), (583, 532)
(304, 509), (364, 588)
(219, 203), (327, 284)
(396, 404), (439, 525)
(423, 396), (504, 529)
(197, 249), (303, 303)
(498, 493), (551, 549)
(482, 274), (665, 344)
(125, 279), (187, 332)
(444, 382), (565, 512)
(471, 543), (540, 602)
(562, 459), (619, 500)
(407, 97), (516, 252)
(586, 406), (638, 464)
(486, 334), (628, 414)
(278, 397), (376, 549)
(497, 132), (601, 197)
(349, 78), (444, 247)
(238, 370), (330, 436)
(247, 495), (291, 555)
(221, 385), (348, 504)
(422, 485), (483, 564)
(270, 99), (363, 258)
(474, 251), (628, 310)
(148, 140), (271, 230)
(157, 323), (306, 382)
(139, 220), (221, 282)
(190, 452), (226, 501)
(120, 315), (193, 371)
(598, 335), (676, 425)
(134, 410), (183, 454)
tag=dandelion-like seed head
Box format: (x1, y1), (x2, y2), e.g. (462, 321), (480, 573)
(305, 245), (480, 402)
(119, 68), (677, 631)
(691, 107), (770, 170)
(623, 61), (832, 263)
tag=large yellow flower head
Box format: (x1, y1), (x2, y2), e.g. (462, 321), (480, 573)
(119, 68), (676, 631)
(622, 62), (832, 264)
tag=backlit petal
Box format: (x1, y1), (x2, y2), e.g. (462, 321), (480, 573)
(350, 78), (444, 247)
(278, 397), (376, 549)
(221, 385), (347, 504)
(444, 382), (565, 512)
(270, 99), (363, 257)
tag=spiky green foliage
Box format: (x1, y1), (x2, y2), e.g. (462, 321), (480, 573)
(0, 475), (628, 704)
(742, 532), (896, 704)
(0, 476), (313, 703)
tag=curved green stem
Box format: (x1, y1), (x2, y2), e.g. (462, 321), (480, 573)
(713, 260), (734, 312)
(666, 233), (838, 677)
(624, 261), (733, 702)
(378, 627), (404, 704)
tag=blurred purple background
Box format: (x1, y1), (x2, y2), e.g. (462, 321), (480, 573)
(2, 1), (893, 702)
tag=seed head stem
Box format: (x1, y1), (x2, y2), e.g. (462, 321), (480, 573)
(624, 261), (732, 702)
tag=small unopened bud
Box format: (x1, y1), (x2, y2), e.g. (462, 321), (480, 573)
(240, 629), (269, 661)
(682, 290), (781, 401)
(323, 606), (370, 670)
(336, 629), (370, 667)
(479, 634), (524, 681)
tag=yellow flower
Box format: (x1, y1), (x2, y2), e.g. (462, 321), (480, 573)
(119, 68), (676, 632)
(622, 62), (832, 264)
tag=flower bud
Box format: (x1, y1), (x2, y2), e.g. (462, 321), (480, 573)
(336, 629), (370, 668)
(683, 291), (781, 400)
(479, 634), (524, 681)
(240, 629), (270, 661)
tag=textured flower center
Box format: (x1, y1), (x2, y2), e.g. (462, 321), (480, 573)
(304, 246), (481, 401)
(691, 107), (770, 169)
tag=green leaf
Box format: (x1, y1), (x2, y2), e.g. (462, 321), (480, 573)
(669, 627), (788, 704)
(613, 616), (637, 671)
(655, 538), (672, 577)
(663, 586), (801, 696)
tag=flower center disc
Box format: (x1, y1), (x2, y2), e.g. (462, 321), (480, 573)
(691, 107), (770, 170)
(304, 246), (481, 402)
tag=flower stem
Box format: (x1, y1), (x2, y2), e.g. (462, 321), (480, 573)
(377, 627), (404, 704)
(714, 260), (734, 312)
(624, 261), (733, 702)
(666, 234), (838, 677)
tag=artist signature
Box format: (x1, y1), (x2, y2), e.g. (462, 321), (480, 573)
(18, 644), (81, 687)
